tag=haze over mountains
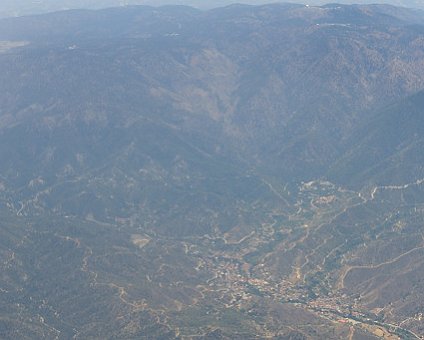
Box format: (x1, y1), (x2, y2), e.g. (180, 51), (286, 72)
(1, 0), (424, 18)
(1, 2), (424, 339)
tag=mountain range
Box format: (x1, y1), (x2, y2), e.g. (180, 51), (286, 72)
(0, 0), (424, 18)
(1, 3), (424, 338)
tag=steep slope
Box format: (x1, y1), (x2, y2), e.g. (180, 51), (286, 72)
(1, 4), (424, 185)
(329, 90), (424, 187)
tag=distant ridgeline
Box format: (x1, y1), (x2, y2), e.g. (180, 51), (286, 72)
(1, 0), (424, 18)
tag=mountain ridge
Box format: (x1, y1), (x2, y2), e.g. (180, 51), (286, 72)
(1, 0), (424, 19)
